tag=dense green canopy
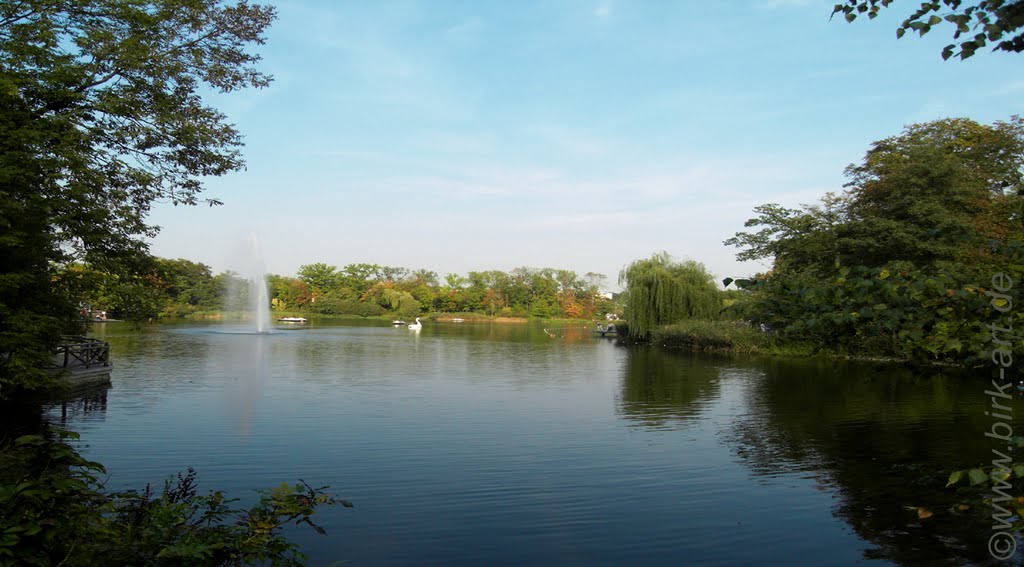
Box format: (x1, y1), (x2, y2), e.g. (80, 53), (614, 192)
(725, 117), (1024, 363)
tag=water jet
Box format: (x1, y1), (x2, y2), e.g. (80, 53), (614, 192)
(223, 232), (273, 334)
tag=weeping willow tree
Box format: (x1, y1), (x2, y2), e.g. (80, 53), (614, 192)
(618, 253), (720, 339)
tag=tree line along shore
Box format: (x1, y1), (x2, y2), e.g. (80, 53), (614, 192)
(58, 116), (1024, 370)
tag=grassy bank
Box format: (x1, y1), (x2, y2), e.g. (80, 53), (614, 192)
(636, 320), (813, 357)
(634, 320), (955, 367)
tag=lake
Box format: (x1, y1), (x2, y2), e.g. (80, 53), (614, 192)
(46, 320), (1020, 566)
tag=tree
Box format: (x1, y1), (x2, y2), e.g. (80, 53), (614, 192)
(378, 266), (409, 283)
(583, 272), (607, 291)
(0, 0), (275, 396)
(443, 273), (467, 289)
(832, 0), (1024, 59)
(297, 263), (339, 298)
(155, 258), (222, 315)
(341, 263), (381, 298)
(723, 193), (848, 274)
(505, 268), (534, 313)
(409, 269), (439, 287)
(618, 253), (721, 339)
(1, 0), (274, 259)
(727, 117), (1024, 363)
(269, 276), (312, 310)
(727, 117), (1024, 277)
(379, 288), (420, 318)
(404, 269), (439, 310)
(842, 117), (1024, 274)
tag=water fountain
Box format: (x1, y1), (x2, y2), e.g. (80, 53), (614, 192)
(247, 232), (272, 334)
(224, 232), (273, 334)
(223, 232), (274, 437)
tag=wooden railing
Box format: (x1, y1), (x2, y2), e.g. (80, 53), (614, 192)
(52, 336), (111, 371)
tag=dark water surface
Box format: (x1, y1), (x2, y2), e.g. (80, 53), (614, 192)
(47, 321), (1020, 566)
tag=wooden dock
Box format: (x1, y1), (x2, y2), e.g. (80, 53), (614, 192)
(49, 336), (112, 391)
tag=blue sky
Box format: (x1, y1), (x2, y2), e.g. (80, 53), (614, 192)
(147, 0), (1024, 290)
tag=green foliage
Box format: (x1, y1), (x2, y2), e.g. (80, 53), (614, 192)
(0, 313), (65, 398)
(0, 429), (349, 566)
(723, 193), (847, 273)
(378, 289), (421, 318)
(650, 320), (781, 354)
(309, 292), (384, 317)
(297, 264), (340, 298)
(529, 297), (559, 318)
(833, 0), (1024, 59)
(943, 442), (1024, 533)
(0, 81), (81, 396)
(739, 264), (1020, 363)
(54, 258), (227, 322)
(726, 117), (1024, 365)
(155, 259), (225, 316)
(618, 253), (721, 339)
(842, 117), (1024, 273)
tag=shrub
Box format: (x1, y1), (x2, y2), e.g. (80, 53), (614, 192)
(0, 429), (350, 566)
(650, 320), (777, 354)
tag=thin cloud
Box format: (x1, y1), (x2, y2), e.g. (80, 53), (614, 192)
(445, 16), (483, 42)
(594, 1), (612, 17)
(528, 125), (617, 156)
(989, 80), (1024, 96)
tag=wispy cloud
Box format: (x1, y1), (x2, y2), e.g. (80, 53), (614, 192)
(989, 80), (1024, 96)
(594, 1), (612, 17)
(528, 125), (617, 156)
(906, 98), (955, 124)
(445, 16), (484, 42)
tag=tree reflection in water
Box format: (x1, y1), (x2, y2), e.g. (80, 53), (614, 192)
(617, 346), (723, 429)
(727, 358), (1016, 566)
(619, 347), (1022, 565)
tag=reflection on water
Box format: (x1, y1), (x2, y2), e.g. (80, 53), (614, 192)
(50, 386), (110, 428)
(726, 359), (1015, 566)
(218, 331), (270, 439)
(618, 346), (722, 429)
(39, 321), (1023, 566)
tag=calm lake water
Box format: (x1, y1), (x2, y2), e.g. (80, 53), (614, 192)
(46, 320), (1022, 566)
